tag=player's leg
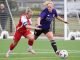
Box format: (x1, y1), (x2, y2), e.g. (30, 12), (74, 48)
(27, 29), (43, 54)
(23, 30), (35, 54)
(28, 29), (42, 46)
(26, 34), (36, 54)
(45, 31), (59, 55)
(6, 31), (22, 57)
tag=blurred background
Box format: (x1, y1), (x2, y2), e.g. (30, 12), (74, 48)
(0, 0), (80, 60)
(0, 0), (80, 38)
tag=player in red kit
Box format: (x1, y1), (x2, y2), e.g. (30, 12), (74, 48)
(6, 7), (41, 57)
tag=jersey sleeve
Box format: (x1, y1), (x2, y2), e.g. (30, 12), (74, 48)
(54, 9), (58, 17)
(21, 16), (27, 26)
(39, 10), (46, 19)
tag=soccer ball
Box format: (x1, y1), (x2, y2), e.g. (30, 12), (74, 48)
(59, 50), (68, 59)
(1, 31), (9, 39)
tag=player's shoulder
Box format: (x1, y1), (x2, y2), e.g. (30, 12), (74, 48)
(52, 9), (57, 12)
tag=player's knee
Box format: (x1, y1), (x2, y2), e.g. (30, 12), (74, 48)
(46, 34), (54, 40)
(48, 37), (54, 40)
(29, 37), (34, 41)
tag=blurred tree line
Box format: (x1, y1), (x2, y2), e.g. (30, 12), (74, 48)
(0, 0), (18, 16)
(8, 0), (18, 16)
(0, 0), (42, 16)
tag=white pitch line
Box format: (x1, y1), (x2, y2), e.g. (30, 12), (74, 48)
(0, 57), (57, 60)
(0, 50), (80, 55)
(0, 51), (80, 55)
(0, 52), (53, 55)
(35, 49), (80, 52)
(0, 56), (80, 60)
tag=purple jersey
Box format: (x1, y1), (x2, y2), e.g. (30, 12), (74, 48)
(39, 8), (58, 29)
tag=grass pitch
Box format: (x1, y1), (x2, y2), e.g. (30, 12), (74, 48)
(0, 39), (80, 60)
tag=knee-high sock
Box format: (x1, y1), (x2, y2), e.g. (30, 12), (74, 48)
(10, 43), (16, 50)
(50, 40), (58, 53)
(28, 39), (34, 46)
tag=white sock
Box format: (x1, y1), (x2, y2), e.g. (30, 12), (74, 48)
(7, 49), (12, 53)
(29, 46), (32, 49)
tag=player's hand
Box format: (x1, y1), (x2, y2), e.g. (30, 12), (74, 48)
(64, 21), (69, 24)
(35, 24), (42, 27)
(35, 28), (42, 30)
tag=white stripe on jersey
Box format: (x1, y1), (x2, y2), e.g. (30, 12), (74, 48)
(21, 16), (32, 25)
(21, 16), (27, 25)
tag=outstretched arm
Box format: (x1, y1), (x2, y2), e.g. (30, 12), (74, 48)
(56, 16), (68, 24)
(21, 16), (41, 30)
(36, 17), (41, 26)
(26, 25), (41, 30)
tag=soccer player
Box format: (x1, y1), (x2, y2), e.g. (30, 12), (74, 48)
(28, 1), (68, 55)
(6, 7), (41, 57)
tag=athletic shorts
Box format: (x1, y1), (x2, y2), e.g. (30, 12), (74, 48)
(34, 29), (50, 39)
(13, 30), (31, 42)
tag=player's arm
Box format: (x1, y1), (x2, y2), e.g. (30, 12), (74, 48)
(36, 17), (41, 26)
(54, 9), (68, 24)
(56, 16), (68, 24)
(21, 16), (41, 30)
(26, 25), (41, 30)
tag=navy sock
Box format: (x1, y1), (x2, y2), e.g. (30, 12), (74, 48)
(50, 40), (57, 53)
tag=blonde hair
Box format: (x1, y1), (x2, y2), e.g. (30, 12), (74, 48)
(25, 7), (33, 14)
(43, 0), (53, 6)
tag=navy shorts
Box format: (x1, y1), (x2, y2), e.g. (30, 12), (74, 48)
(34, 29), (50, 39)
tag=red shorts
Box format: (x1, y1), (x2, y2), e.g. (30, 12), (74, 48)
(13, 30), (31, 42)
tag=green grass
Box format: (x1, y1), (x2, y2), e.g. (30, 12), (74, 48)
(0, 39), (80, 60)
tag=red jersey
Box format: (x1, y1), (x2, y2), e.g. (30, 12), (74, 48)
(16, 15), (32, 32)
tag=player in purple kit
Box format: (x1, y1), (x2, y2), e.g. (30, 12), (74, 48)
(28, 1), (68, 55)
